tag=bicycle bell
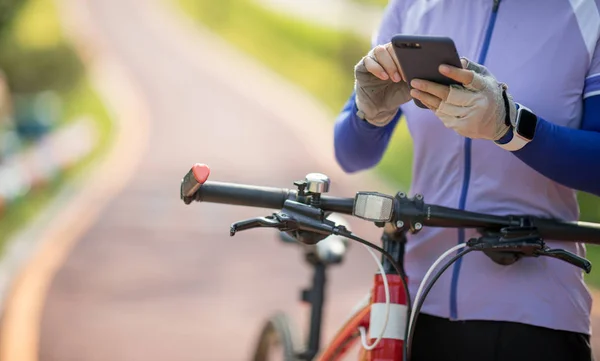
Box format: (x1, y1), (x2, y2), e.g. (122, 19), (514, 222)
(305, 173), (330, 194)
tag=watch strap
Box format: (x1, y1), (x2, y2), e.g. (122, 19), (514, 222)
(495, 127), (529, 151)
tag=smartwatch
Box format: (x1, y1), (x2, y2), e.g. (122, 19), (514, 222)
(495, 103), (538, 151)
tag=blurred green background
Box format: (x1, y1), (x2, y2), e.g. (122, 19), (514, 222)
(0, 0), (112, 251)
(352, 0), (389, 6)
(176, 0), (600, 285)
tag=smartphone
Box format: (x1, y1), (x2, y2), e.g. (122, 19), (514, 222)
(391, 35), (463, 109)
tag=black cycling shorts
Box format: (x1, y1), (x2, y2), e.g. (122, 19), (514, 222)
(410, 313), (594, 361)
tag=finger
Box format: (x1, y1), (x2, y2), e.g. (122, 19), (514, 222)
(460, 58), (469, 69)
(446, 84), (476, 106)
(436, 113), (460, 130)
(385, 42), (404, 81)
(364, 56), (389, 80)
(410, 79), (450, 101)
(463, 72), (488, 91)
(423, 100), (439, 112)
(435, 109), (466, 133)
(463, 58), (490, 76)
(416, 95), (438, 111)
(436, 102), (470, 118)
(410, 88), (441, 109)
(460, 58), (493, 89)
(439, 64), (475, 86)
(373, 45), (401, 82)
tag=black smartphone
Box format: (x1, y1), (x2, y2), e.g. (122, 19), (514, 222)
(391, 35), (463, 109)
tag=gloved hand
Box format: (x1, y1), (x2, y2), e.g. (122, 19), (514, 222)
(409, 58), (517, 140)
(354, 43), (412, 126)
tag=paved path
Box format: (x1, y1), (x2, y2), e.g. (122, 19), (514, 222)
(32, 0), (388, 360)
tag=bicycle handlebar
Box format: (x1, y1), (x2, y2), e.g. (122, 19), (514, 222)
(181, 165), (600, 244)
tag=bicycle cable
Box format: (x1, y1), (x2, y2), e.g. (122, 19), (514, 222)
(405, 246), (474, 360)
(358, 244), (390, 350)
(408, 243), (468, 336)
(338, 231), (412, 361)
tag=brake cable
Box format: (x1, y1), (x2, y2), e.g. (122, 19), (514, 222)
(404, 245), (474, 360)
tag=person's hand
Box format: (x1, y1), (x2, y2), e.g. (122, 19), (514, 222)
(409, 58), (517, 140)
(354, 43), (412, 126)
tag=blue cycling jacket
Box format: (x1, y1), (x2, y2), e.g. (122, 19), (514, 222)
(334, 0), (600, 335)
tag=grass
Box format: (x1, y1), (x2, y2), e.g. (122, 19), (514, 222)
(578, 193), (600, 286)
(11, 0), (63, 49)
(350, 0), (388, 7)
(55, 77), (114, 171)
(0, 0), (113, 252)
(178, 0), (366, 110)
(176, 0), (600, 286)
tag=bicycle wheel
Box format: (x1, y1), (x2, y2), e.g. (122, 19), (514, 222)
(252, 312), (301, 361)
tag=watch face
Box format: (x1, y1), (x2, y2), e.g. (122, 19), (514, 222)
(516, 109), (538, 140)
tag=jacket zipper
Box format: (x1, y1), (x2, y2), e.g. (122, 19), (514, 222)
(449, 0), (501, 320)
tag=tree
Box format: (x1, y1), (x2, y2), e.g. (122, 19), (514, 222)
(0, 0), (28, 39)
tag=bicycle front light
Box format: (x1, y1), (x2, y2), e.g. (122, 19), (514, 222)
(353, 192), (394, 222)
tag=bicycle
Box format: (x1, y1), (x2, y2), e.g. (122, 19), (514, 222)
(180, 163), (600, 361)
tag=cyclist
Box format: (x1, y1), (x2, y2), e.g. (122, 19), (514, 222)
(334, 1), (600, 360)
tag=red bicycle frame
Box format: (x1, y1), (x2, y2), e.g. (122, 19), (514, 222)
(317, 272), (409, 361)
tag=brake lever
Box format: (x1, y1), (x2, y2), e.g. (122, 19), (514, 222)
(468, 232), (593, 273)
(229, 213), (299, 236)
(467, 234), (544, 255)
(536, 248), (592, 274)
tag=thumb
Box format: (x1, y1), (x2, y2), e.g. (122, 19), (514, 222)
(464, 71), (487, 91)
(460, 57), (469, 69)
(463, 58), (492, 77)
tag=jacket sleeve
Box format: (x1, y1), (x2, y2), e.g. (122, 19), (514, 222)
(333, 92), (401, 173)
(507, 36), (600, 196)
(510, 95), (600, 196)
(334, 0), (408, 173)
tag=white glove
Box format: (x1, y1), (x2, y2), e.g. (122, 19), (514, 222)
(409, 58), (517, 140)
(354, 43), (412, 127)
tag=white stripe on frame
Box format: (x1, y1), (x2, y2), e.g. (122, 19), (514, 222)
(369, 303), (408, 340)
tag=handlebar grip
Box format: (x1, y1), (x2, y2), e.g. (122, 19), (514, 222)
(195, 181), (294, 209)
(180, 164), (291, 208)
(531, 218), (600, 242)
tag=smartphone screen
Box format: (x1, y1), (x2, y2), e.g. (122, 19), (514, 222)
(391, 35), (463, 108)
